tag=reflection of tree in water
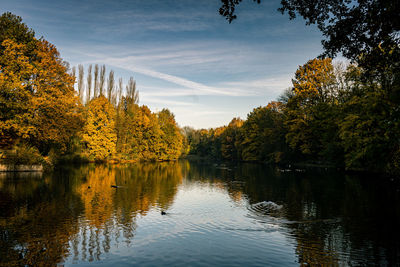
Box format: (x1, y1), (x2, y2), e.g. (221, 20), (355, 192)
(77, 166), (116, 228)
(281, 172), (399, 266)
(113, 161), (183, 214)
(0, 161), (183, 265)
(72, 165), (118, 262)
(70, 161), (183, 262)
(185, 161), (400, 266)
(181, 161), (246, 203)
(0, 171), (83, 266)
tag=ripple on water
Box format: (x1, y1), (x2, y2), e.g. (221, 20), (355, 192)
(118, 189), (298, 266)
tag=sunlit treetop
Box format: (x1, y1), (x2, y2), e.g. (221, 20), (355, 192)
(0, 12), (35, 45)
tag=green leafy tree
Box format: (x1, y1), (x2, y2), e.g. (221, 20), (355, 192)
(338, 66), (399, 171)
(241, 102), (286, 163)
(285, 58), (341, 162)
(221, 118), (243, 160)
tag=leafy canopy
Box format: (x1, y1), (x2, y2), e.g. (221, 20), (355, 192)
(219, 0), (400, 69)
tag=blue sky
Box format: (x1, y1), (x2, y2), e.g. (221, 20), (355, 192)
(1, 0), (324, 128)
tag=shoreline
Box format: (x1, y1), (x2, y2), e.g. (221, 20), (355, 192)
(0, 164), (43, 172)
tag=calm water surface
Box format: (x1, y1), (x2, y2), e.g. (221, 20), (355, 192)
(0, 161), (399, 266)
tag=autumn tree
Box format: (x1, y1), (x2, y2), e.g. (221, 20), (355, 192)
(284, 58), (343, 163)
(115, 100), (138, 159)
(82, 96), (117, 161)
(0, 13), (36, 148)
(129, 105), (163, 161)
(0, 12), (35, 56)
(0, 39), (35, 147)
(0, 13), (83, 154)
(157, 109), (183, 160)
(115, 76), (140, 159)
(29, 39), (84, 153)
(241, 103), (286, 163)
(221, 118), (243, 161)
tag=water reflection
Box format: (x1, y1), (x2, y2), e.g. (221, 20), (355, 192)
(0, 171), (83, 266)
(0, 161), (399, 266)
(69, 162), (183, 263)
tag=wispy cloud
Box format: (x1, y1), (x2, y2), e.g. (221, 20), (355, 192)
(139, 96), (196, 106)
(116, 61), (248, 96)
(67, 40), (272, 70)
(218, 75), (292, 96)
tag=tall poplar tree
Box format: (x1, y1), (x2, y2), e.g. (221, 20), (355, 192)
(99, 65), (106, 96)
(93, 64), (99, 98)
(86, 64), (92, 104)
(107, 70), (115, 104)
(77, 64), (84, 102)
(71, 66), (76, 84)
(126, 77), (139, 105)
(117, 78), (123, 105)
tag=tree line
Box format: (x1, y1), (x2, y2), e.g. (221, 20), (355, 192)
(0, 12), (183, 165)
(185, 58), (400, 174)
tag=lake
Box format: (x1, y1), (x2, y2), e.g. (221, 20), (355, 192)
(0, 160), (399, 266)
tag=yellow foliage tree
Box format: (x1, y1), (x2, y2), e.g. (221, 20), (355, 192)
(0, 38), (83, 152)
(286, 58), (340, 157)
(0, 39), (35, 145)
(82, 96), (117, 161)
(30, 39), (83, 152)
(292, 58), (336, 102)
(157, 108), (183, 160)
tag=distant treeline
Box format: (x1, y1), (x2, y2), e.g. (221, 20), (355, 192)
(0, 12), (183, 165)
(184, 58), (400, 174)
